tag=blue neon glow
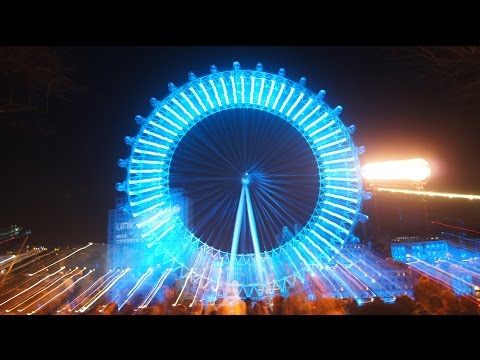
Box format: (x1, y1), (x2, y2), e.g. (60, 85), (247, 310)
(257, 78), (265, 105)
(292, 98), (312, 121)
(199, 83), (215, 109)
(286, 92), (304, 117)
(250, 76), (255, 104)
(129, 185), (164, 196)
(172, 98), (194, 120)
(307, 117), (332, 134)
(219, 77), (230, 105)
(180, 92), (201, 116)
(264, 80), (275, 107)
(155, 112), (183, 130)
(134, 148), (167, 157)
(149, 121), (178, 137)
(272, 83), (285, 109)
(240, 75), (245, 103)
(132, 159), (165, 165)
(279, 87), (295, 113)
(299, 105), (321, 126)
(119, 62), (364, 299)
(138, 138), (169, 150)
(143, 129), (173, 143)
(317, 138), (347, 150)
(230, 76), (237, 104)
(189, 87), (208, 112)
(164, 105), (188, 125)
(129, 169), (163, 174)
(209, 79), (222, 107)
(313, 128), (342, 144)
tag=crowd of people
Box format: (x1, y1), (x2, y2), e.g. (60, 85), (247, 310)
(92, 275), (479, 315)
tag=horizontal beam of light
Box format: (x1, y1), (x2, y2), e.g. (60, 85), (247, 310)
(377, 187), (480, 201)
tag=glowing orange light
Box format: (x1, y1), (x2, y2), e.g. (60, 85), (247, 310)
(362, 158), (431, 183)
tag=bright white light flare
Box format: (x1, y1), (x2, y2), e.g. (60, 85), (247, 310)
(362, 158), (431, 183)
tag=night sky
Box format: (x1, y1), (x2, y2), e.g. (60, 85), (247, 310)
(2, 46), (480, 246)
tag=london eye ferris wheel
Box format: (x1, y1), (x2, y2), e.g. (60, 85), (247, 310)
(116, 61), (368, 299)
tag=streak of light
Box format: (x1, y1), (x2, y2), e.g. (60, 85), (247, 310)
(118, 268), (153, 311)
(0, 255), (15, 265)
(0, 267), (65, 309)
(376, 187), (480, 201)
(78, 268), (130, 313)
(137, 267), (172, 309)
(189, 267), (206, 307)
(9, 268), (75, 313)
(431, 221), (480, 234)
(28, 243), (93, 277)
(28, 268), (88, 314)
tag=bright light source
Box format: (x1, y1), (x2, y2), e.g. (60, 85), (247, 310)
(362, 158), (431, 183)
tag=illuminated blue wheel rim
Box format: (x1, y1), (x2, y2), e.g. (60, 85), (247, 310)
(119, 62), (365, 299)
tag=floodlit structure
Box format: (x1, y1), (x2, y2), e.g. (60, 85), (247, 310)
(116, 61), (369, 299)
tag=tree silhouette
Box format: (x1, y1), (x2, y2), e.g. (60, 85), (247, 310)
(389, 46), (480, 104)
(0, 46), (79, 115)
